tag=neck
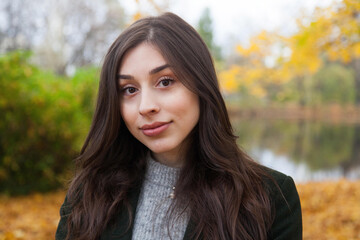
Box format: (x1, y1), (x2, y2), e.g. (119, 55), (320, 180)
(151, 151), (184, 168)
(151, 134), (193, 168)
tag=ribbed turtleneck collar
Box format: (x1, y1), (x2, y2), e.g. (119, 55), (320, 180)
(145, 154), (181, 188)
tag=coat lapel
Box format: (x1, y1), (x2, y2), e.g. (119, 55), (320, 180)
(101, 184), (196, 240)
(183, 218), (196, 240)
(101, 185), (141, 240)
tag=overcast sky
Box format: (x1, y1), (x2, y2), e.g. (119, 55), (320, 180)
(122, 0), (334, 53)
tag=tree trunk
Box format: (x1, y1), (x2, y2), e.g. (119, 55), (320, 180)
(341, 125), (360, 177)
(352, 58), (360, 105)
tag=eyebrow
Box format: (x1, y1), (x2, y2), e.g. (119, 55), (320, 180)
(117, 64), (170, 80)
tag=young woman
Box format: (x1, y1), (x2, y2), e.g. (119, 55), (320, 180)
(56, 12), (302, 240)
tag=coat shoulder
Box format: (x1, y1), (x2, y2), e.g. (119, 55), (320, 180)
(263, 166), (289, 186)
(261, 166), (303, 240)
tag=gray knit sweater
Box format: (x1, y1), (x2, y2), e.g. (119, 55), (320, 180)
(132, 155), (190, 240)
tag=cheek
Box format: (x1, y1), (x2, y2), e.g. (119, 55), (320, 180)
(120, 103), (137, 130)
(174, 93), (200, 123)
(188, 95), (200, 126)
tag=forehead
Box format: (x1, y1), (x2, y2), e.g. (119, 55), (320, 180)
(119, 43), (167, 74)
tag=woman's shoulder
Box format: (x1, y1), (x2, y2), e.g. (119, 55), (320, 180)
(260, 166), (303, 239)
(261, 166), (297, 195)
(56, 195), (71, 240)
(263, 166), (289, 183)
(261, 166), (301, 214)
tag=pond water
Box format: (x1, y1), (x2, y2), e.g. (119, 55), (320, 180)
(232, 118), (360, 183)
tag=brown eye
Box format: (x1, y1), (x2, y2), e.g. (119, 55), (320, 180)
(127, 87), (136, 93)
(121, 86), (138, 96)
(158, 77), (174, 87)
(161, 79), (170, 86)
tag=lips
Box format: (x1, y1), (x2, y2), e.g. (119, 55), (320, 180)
(140, 121), (171, 137)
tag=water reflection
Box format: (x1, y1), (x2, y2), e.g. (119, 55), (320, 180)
(232, 118), (360, 182)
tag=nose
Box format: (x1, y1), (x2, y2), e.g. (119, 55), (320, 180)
(138, 89), (160, 116)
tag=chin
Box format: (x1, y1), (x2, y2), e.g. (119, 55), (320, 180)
(146, 143), (178, 154)
(148, 147), (173, 154)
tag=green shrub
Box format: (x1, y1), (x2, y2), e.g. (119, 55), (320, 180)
(0, 51), (99, 195)
(311, 63), (355, 105)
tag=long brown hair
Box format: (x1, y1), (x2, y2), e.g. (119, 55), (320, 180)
(66, 12), (273, 240)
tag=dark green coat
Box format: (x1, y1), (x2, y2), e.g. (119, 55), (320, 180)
(56, 169), (302, 240)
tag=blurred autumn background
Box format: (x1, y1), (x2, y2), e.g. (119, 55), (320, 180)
(0, 0), (359, 239)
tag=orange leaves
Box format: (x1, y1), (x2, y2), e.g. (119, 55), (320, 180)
(0, 180), (359, 239)
(0, 191), (65, 240)
(297, 180), (360, 240)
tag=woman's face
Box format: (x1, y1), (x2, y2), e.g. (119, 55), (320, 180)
(118, 43), (200, 167)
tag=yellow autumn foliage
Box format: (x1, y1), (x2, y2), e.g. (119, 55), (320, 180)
(0, 191), (65, 240)
(219, 0), (360, 97)
(130, 0), (169, 23)
(132, 11), (143, 22)
(219, 30), (294, 97)
(236, 31), (276, 58)
(219, 65), (241, 93)
(297, 180), (360, 240)
(250, 86), (267, 98)
(0, 180), (359, 240)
